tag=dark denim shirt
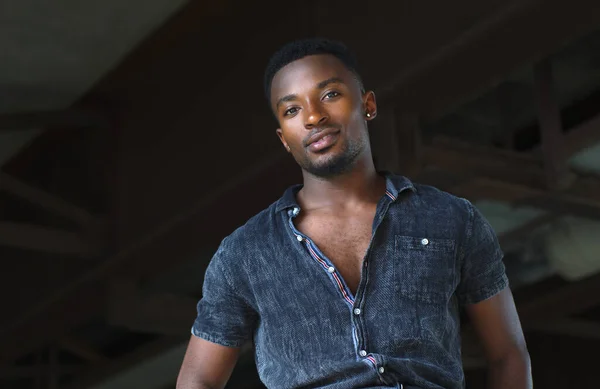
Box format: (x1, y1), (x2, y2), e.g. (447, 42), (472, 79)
(192, 173), (508, 389)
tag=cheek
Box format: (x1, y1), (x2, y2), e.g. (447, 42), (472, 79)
(280, 124), (306, 146)
(330, 100), (360, 121)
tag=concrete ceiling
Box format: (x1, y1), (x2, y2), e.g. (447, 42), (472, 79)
(0, 0), (189, 165)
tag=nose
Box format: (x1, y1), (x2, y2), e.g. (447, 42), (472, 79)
(304, 103), (328, 129)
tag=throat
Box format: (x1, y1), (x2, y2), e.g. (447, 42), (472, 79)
(298, 170), (387, 209)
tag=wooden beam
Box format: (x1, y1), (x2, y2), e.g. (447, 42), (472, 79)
(66, 337), (256, 389)
(0, 152), (293, 363)
(0, 280), (105, 363)
(0, 109), (109, 131)
(422, 138), (600, 219)
(449, 178), (544, 203)
(527, 318), (600, 341)
(424, 136), (547, 189)
(62, 336), (186, 389)
(452, 178), (600, 221)
(370, 104), (401, 173)
(499, 213), (558, 247)
(518, 272), (600, 321)
(0, 172), (100, 229)
(386, 0), (600, 119)
(533, 108), (600, 159)
(533, 60), (573, 190)
(566, 113), (600, 157)
(395, 111), (422, 178)
(377, 0), (538, 100)
(0, 222), (97, 257)
(34, 351), (43, 389)
(461, 276), (600, 364)
(370, 106), (422, 176)
(59, 336), (108, 363)
(48, 347), (58, 389)
(106, 279), (198, 335)
(515, 192), (600, 220)
(0, 364), (81, 379)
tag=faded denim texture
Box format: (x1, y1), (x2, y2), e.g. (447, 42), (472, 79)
(192, 173), (508, 389)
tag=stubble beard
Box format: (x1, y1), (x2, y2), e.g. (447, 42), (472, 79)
(299, 138), (365, 178)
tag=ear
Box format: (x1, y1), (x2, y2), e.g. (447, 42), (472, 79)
(276, 128), (291, 152)
(363, 90), (377, 120)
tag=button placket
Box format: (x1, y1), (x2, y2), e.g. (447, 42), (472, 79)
(292, 226), (355, 307)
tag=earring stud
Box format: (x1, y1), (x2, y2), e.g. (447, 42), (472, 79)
(366, 112), (371, 118)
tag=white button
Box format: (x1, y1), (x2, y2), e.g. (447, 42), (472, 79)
(378, 366), (385, 374)
(421, 238), (429, 245)
(292, 207), (300, 216)
(353, 308), (361, 315)
(359, 350), (367, 357)
(296, 235), (303, 241)
(327, 266), (335, 273)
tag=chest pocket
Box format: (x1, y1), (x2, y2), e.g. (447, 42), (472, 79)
(394, 235), (457, 304)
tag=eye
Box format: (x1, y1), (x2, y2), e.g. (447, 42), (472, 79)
(324, 91), (340, 100)
(283, 107), (299, 117)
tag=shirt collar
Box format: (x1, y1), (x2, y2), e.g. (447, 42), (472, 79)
(275, 172), (416, 214)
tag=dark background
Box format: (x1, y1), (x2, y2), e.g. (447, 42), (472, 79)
(2, 1), (600, 388)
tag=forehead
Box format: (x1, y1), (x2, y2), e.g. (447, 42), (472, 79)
(270, 54), (354, 102)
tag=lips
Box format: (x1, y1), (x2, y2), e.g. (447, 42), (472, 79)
(306, 129), (340, 152)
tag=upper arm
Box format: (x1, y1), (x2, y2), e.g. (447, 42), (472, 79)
(457, 200), (527, 360)
(177, 335), (241, 389)
(179, 238), (258, 388)
(457, 199), (508, 305)
(191, 241), (258, 348)
(465, 287), (527, 362)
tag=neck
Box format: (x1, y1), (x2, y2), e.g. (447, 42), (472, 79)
(298, 157), (386, 210)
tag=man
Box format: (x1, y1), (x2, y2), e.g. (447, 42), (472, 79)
(176, 38), (532, 389)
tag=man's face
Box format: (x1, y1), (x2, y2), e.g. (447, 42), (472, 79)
(271, 54), (376, 178)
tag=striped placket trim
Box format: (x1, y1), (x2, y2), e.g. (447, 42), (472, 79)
(305, 241), (354, 306)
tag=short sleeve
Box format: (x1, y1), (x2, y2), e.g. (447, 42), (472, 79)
(457, 200), (509, 305)
(191, 239), (258, 347)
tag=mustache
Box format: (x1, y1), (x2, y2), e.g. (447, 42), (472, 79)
(302, 125), (342, 147)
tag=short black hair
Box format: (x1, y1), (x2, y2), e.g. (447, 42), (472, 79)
(263, 37), (364, 105)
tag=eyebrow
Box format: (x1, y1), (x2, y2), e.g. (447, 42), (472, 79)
(275, 77), (346, 109)
(317, 77), (344, 90)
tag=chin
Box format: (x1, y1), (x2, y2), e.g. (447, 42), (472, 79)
(300, 141), (363, 177)
(305, 156), (354, 178)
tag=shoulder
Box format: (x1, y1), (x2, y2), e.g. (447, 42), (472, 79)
(212, 199), (282, 264)
(226, 200), (281, 244)
(409, 182), (501, 257)
(410, 182), (472, 220)
(203, 200), (281, 287)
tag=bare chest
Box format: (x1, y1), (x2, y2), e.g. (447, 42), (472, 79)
(296, 212), (374, 294)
